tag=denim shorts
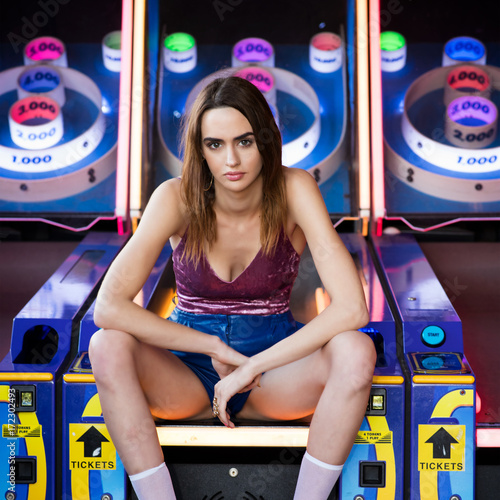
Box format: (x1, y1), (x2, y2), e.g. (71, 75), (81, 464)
(167, 308), (301, 416)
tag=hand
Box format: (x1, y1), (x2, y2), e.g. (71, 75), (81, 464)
(211, 357), (238, 380)
(211, 358), (261, 391)
(212, 362), (261, 428)
(210, 339), (247, 380)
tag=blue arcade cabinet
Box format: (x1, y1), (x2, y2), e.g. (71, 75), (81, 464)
(368, 0), (500, 497)
(61, 245), (174, 500)
(0, 0), (135, 498)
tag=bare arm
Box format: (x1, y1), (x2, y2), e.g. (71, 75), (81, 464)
(93, 179), (245, 365)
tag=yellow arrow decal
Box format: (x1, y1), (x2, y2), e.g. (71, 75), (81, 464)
(71, 393), (104, 500)
(419, 389), (474, 499)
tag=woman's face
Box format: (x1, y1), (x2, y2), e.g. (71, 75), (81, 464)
(201, 106), (263, 194)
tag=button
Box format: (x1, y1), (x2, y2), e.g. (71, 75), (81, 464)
(359, 461), (386, 487)
(421, 356), (445, 370)
(421, 325), (446, 347)
(14, 458), (37, 484)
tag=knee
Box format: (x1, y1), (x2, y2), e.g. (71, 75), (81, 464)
(88, 329), (137, 383)
(324, 330), (377, 392)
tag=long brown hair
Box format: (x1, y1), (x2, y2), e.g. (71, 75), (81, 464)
(180, 76), (286, 265)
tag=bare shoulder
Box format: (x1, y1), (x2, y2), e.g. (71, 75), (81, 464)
(137, 178), (188, 239)
(284, 167), (322, 200)
(149, 177), (183, 206)
(284, 166), (317, 186)
(147, 178), (186, 215)
(284, 167), (326, 215)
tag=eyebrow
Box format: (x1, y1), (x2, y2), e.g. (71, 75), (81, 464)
(203, 132), (255, 143)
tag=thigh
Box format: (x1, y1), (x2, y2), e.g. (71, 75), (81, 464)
(237, 349), (326, 421)
(237, 329), (370, 421)
(134, 341), (214, 421)
(90, 328), (213, 421)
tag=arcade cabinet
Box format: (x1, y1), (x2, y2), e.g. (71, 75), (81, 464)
(0, 1), (134, 498)
(368, 0), (500, 498)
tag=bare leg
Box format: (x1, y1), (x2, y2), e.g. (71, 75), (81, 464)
(239, 330), (376, 498)
(88, 329), (213, 475)
(306, 332), (376, 463)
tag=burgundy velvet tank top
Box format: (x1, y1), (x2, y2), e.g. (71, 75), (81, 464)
(172, 231), (301, 315)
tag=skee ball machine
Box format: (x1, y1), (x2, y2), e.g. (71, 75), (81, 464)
(368, 0), (500, 498)
(0, 1), (135, 498)
(126, 0), (403, 498)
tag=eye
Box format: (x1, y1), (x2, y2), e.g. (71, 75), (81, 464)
(239, 139), (253, 147)
(207, 141), (221, 150)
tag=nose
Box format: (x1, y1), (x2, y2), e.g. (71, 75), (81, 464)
(225, 145), (240, 168)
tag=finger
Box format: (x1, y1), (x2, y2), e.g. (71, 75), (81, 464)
(222, 410), (234, 428)
(216, 400), (233, 427)
(238, 375), (262, 393)
(238, 383), (256, 393)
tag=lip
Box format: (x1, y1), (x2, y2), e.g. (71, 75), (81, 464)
(224, 171), (245, 181)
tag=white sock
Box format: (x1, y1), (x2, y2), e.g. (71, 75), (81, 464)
(129, 462), (176, 500)
(293, 451), (343, 500)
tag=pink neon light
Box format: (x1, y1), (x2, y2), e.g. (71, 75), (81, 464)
(117, 216), (125, 236)
(0, 216), (119, 232)
(114, 0), (133, 226)
(383, 215), (500, 232)
(369, 0), (386, 235)
(476, 392), (482, 414)
(477, 429), (500, 448)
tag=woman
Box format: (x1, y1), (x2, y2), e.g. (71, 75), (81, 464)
(89, 76), (376, 499)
